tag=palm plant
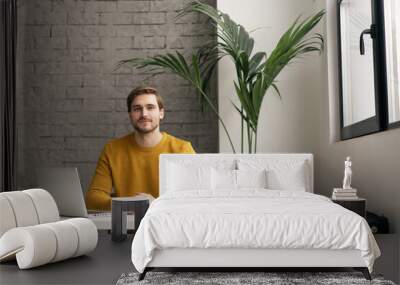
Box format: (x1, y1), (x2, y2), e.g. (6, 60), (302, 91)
(116, 47), (236, 152)
(118, 1), (325, 153)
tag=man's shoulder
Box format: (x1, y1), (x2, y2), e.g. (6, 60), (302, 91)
(164, 133), (194, 153)
(104, 133), (132, 150)
(164, 132), (189, 145)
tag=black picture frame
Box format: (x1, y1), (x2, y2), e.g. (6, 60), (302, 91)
(337, 0), (388, 140)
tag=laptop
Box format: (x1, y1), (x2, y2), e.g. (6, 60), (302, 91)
(36, 167), (135, 230)
(36, 167), (91, 217)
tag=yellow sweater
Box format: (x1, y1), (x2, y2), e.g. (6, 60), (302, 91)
(85, 132), (195, 211)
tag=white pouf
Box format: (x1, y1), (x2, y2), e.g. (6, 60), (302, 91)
(0, 189), (98, 269)
(23, 188), (60, 224)
(0, 218), (98, 269)
(0, 196), (17, 237)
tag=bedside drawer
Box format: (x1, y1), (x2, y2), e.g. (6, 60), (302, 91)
(332, 198), (366, 218)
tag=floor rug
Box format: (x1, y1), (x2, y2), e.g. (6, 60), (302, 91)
(116, 271), (396, 285)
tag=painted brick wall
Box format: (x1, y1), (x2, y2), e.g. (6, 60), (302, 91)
(17, 0), (218, 192)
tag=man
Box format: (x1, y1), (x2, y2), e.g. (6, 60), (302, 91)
(85, 87), (195, 211)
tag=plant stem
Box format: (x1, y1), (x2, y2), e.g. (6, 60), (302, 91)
(250, 128), (253, 154)
(196, 87), (236, 153)
(241, 106), (243, 154)
(247, 121), (252, 154)
(254, 128), (257, 153)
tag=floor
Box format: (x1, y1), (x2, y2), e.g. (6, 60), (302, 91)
(0, 231), (133, 285)
(1, 231), (397, 284)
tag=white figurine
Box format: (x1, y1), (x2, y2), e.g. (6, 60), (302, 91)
(342, 156), (352, 189)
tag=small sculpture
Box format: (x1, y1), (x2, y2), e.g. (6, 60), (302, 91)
(342, 156), (352, 189)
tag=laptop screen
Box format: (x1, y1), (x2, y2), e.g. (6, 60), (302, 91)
(36, 167), (88, 217)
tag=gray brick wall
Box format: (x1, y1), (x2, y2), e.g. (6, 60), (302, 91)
(17, 0), (218, 192)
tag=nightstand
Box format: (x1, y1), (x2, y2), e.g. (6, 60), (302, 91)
(332, 198), (366, 218)
(111, 196), (150, 242)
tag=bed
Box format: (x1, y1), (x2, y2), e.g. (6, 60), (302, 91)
(131, 154), (380, 280)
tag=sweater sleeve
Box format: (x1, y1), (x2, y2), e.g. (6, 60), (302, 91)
(85, 144), (113, 211)
(181, 142), (196, 154)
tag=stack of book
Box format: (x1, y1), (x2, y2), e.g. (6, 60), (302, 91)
(332, 188), (358, 200)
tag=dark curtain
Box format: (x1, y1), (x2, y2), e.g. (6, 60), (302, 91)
(0, 0), (17, 192)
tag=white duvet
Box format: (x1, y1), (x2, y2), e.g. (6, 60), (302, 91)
(131, 189), (380, 273)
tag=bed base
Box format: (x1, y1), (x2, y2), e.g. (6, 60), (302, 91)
(138, 248), (372, 281)
(138, 267), (371, 281)
(354, 267), (372, 280)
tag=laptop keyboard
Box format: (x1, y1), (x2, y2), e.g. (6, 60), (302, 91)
(88, 212), (111, 217)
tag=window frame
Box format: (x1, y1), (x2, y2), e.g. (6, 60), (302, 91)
(337, 0), (398, 140)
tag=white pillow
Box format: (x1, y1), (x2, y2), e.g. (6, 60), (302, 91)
(236, 169), (267, 188)
(212, 168), (236, 190)
(167, 163), (212, 191)
(266, 162), (307, 191)
(237, 159), (309, 191)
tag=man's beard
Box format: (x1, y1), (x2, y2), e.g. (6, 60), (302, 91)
(133, 120), (159, 134)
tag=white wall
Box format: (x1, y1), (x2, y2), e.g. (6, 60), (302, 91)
(217, 0), (324, 153)
(320, 0), (400, 281)
(217, 0), (400, 281)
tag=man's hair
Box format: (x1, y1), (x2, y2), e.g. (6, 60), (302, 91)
(127, 86), (164, 112)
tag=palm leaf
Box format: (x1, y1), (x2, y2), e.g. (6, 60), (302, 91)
(271, 82), (282, 99)
(118, 2), (325, 153)
(232, 102), (256, 132)
(180, 1), (254, 62)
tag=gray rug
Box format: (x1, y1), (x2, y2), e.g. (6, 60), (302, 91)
(116, 271), (396, 285)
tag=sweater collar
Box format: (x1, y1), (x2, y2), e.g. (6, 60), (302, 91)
(130, 132), (168, 152)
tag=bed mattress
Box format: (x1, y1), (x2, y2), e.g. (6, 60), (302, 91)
(131, 189), (380, 273)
